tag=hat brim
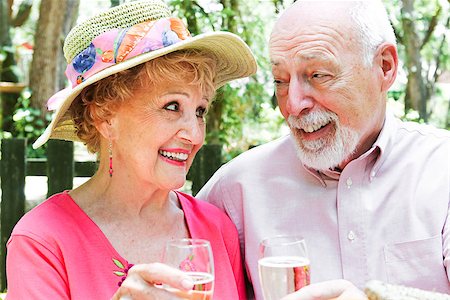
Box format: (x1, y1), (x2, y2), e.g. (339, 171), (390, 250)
(33, 31), (257, 149)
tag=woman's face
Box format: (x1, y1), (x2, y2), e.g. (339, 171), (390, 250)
(111, 78), (209, 190)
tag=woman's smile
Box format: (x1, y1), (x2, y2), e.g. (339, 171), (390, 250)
(158, 148), (190, 167)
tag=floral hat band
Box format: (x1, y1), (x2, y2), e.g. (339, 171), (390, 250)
(68, 17), (190, 88)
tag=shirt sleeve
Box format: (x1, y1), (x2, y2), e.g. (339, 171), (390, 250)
(197, 171), (227, 211)
(443, 201), (450, 281)
(6, 235), (69, 299)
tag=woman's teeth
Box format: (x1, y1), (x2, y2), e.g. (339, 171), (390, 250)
(159, 150), (188, 161)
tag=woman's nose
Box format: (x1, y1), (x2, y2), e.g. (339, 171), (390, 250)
(177, 114), (204, 145)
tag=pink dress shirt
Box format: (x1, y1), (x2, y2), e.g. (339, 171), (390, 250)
(6, 191), (246, 299)
(197, 113), (450, 299)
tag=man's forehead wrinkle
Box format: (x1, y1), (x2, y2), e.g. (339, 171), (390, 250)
(274, 17), (347, 35)
(271, 25), (349, 53)
(271, 45), (339, 67)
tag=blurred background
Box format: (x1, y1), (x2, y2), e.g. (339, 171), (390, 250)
(0, 0), (449, 292)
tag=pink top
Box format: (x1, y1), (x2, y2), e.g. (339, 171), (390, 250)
(197, 113), (450, 299)
(6, 191), (246, 300)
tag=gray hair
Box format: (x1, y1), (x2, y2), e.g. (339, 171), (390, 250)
(349, 0), (397, 66)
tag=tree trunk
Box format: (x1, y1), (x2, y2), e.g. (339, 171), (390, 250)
(0, 0), (19, 133)
(57, 0), (80, 91)
(206, 87), (224, 144)
(0, 1), (9, 45)
(401, 0), (427, 121)
(29, 0), (68, 113)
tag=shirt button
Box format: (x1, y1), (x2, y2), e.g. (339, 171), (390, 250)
(346, 177), (352, 188)
(347, 231), (356, 241)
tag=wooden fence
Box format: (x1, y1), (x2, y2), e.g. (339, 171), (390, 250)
(0, 138), (222, 291)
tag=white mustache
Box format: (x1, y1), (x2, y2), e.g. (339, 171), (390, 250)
(287, 110), (337, 130)
(287, 110), (359, 171)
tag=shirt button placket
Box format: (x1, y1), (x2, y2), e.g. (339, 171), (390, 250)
(347, 230), (356, 242)
(346, 177), (353, 188)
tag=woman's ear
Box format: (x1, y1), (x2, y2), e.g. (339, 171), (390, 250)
(375, 43), (398, 92)
(95, 118), (118, 140)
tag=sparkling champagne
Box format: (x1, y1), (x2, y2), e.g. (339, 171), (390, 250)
(258, 256), (310, 300)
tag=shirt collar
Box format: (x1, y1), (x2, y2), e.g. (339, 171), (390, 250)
(300, 111), (398, 185)
(369, 110), (397, 178)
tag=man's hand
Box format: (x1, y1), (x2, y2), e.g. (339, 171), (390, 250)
(281, 280), (368, 300)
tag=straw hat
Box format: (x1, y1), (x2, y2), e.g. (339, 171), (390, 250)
(33, 0), (256, 149)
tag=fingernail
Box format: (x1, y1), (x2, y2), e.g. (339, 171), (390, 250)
(181, 277), (194, 290)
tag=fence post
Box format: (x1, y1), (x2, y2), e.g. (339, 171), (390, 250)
(47, 140), (74, 197)
(0, 138), (26, 290)
(189, 144), (222, 196)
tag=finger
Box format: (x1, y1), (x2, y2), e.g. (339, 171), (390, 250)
(112, 272), (183, 300)
(334, 286), (367, 300)
(129, 263), (194, 291)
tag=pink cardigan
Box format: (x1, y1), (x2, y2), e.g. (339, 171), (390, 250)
(6, 191), (246, 299)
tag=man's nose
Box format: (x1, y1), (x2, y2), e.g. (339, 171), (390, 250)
(286, 79), (314, 116)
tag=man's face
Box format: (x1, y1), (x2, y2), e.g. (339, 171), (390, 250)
(269, 2), (386, 171)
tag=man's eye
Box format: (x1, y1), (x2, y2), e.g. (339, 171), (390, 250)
(311, 73), (330, 81)
(274, 80), (289, 92)
(196, 107), (207, 118)
(274, 79), (285, 85)
(274, 79), (289, 87)
(165, 102), (179, 111)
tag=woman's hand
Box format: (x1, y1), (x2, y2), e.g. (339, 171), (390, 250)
(111, 263), (194, 300)
(280, 280), (368, 300)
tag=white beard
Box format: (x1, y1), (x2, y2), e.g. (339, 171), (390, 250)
(287, 111), (360, 171)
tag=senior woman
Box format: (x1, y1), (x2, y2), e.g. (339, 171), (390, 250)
(5, 1), (256, 299)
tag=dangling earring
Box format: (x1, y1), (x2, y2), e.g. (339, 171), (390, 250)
(109, 141), (113, 177)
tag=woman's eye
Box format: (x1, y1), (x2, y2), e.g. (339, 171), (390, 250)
(164, 102), (179, 111)
(196, 107), (207, 118)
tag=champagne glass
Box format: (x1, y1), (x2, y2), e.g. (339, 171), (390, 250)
(258, 235), (310, 300)
(163, 238), (214, 300)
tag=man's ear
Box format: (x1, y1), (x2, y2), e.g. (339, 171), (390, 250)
(95, 118), (118, 140)
(375, 42), (398, 92)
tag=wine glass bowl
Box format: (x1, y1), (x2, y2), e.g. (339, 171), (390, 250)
(163, 238), (214, 300)
(258, 235), (310, 300)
